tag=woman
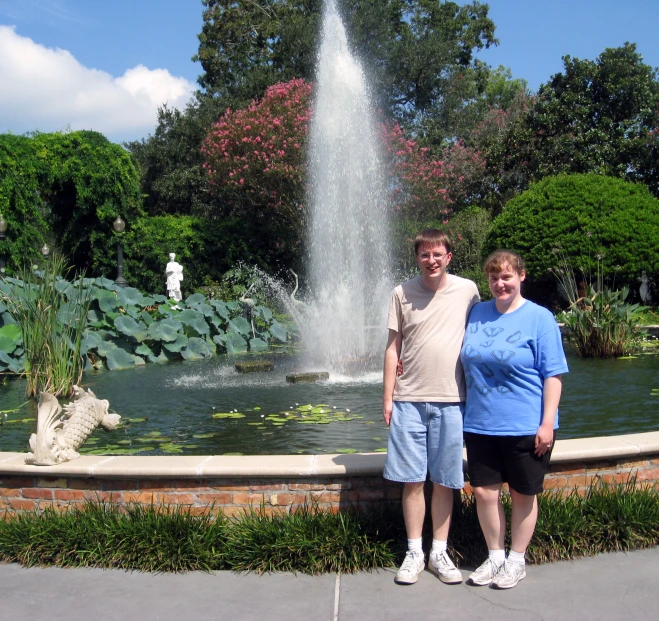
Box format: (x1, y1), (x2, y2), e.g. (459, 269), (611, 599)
(460, 250), (568, 589)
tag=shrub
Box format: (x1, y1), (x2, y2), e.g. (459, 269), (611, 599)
(484, 174), (659, 286)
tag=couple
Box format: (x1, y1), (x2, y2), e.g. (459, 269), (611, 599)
(383, 229), (568, 589)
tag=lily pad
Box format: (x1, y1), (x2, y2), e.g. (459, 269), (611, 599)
(105, 348), (136, 370)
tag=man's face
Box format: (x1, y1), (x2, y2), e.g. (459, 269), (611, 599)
(415, 244), (452, 281)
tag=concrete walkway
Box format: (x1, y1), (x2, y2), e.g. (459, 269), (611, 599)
(0, 547), (656, 621)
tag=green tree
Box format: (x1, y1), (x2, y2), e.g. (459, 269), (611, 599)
(0, 131), (143, 277)
(484, 174), (659, 286)
(194, 0), (498, 140)
(497, 43), (659, 199)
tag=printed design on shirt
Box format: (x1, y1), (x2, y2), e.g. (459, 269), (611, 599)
(480, 362), (494, 377)
(476, 383), (491, 395)
(479, 339), (494, 348)
(469, 323), (479, 334)
(500, 368), (516, 380)
(465, 374), (474, 388)
(495, 381), (511, 394)
(464, 345), (482, 360)
(483, 327), (504, 337)
(506, 330), (522, 343)
(490, 350), (515, 362)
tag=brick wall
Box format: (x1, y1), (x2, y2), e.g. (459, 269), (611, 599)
(1, 454), (658, 516)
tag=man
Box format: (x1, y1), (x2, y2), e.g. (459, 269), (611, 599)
(383, 229), (479, 585)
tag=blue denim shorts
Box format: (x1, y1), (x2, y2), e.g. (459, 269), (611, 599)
(383, 401), (465, 488)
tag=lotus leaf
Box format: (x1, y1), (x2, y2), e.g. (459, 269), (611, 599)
(155, 349), (180, 363)
(212, 412), (246, 419)
(96, 340), (118, 357)
(95, 329), (118, 340)
(105, 348), (136, 370)
(269, 320), (288, 343)
(96, 290), (120, 313)
(133, 355), (146, 365)
(116, 287), (143, 307)
(148, 318), (182, 342)
(192, 433), (215, 439)
(226, 301), (241, 312)
(255, 305), (273, 322)
(80, 330), (101, 353)
(125, 306), (142, 319)
(181, 337), (213, 359)
(157, 303), (175, 315)
(179, 309), (209, 336)
(228, 316), (251, 336)
(133, 340), (153, 355)
(224, 333), (247, 354)
(249, 337), (268, 352)
(87, 309), (106, 327)
(336, 448), (358, 454)
(374, 448), (387, 452)
(185, 293), (206, 305)
(126, 418), (147, 423)
(212, 333), (226, 346)
(0, 324), (21, 343)
(152, 294), (167, 304)
(210, 300), (230, 319)
(163, 334), (188, 352)
(140, 311), (153, 325)
(190, 302), (214, 317)
(94, 277), (116, 289)
(115, 316), (148, 341)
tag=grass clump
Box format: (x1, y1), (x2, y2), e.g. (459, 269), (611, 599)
(0, 480), (656, 574)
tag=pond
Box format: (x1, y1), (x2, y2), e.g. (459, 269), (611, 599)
(1, 350), (658, 456)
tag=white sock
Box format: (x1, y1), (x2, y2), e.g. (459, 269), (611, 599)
(488, 549), (506, 566)
(408, 538), (423, 555)
(508, 550), (525, 565)
(431, 539), (447, 554)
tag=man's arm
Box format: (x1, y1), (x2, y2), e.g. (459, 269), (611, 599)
(383, 329), (402, 426)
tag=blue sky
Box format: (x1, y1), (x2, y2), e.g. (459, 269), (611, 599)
(1, 0), (658, 143)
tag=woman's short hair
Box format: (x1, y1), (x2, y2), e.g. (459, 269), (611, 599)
(483, 250), (525, 275)
(414, 229), (452, 255)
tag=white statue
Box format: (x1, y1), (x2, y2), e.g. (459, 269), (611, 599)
(166, 252), (183, 302)
(639, 272), (652, 304)
(25, 386), (121, 466)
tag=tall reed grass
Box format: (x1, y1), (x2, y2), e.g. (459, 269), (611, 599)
(0, 254), (93, 397)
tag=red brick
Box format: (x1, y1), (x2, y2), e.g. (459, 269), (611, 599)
(68, 478), (102, 490)
(36, 477), (67, 489)
(550, 465), (585, 475)
(22, 488), (54, 500)
(347, 490), (387, 503)
(1, 477), (35, 488)
(54, 489), (87, 502)
(565, 474), (595, 487)
(231, 492), (268, 505)
(139, 479), (209, 491)
(124, 492), (160, 504)
(9, 498), (36, 511)
(269, 493), (305, 506)
(210, 484), (250, 491)
(289, 483), (326, 491)
(249, 483), (285, 491)
(84, 491), (119, 503)
(599, 473), (633, 485)
(636, 468), (659, 482)
(195, 492), (232, 505)
(101, 479), (138, 491)
(309, 491), (341, 503)
(0, 487), (21, 497)
(618, 459), (649, 469)
(159, 493), (195, 505)
(543, 476), (569, 489)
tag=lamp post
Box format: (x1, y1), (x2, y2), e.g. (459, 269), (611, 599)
(0, 213), (7, 275)
(112, 216), (127, 288)
(40, 243), (50, 259)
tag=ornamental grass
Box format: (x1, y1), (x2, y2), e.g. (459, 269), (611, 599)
(0, 479), (656, 574)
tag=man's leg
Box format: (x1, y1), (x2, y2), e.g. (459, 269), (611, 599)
(426, 403), (464, 584)
(402, 481), (426, 539)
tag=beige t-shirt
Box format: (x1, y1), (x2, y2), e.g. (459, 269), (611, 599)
(388, 275), (479, 402)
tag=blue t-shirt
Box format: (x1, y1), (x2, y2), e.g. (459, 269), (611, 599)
(461, 299), (569, 436)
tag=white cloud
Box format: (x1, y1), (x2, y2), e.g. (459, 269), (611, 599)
(0, 25), (196, 142)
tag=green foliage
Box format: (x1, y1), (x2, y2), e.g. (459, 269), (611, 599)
(0, 131), (143, 277)
(0, 275), (290, 377)
(496, 43), (659, 200)
(0, 480), (656, 573)
(0, 255), (93, 397)
(485, 174), (659, 285)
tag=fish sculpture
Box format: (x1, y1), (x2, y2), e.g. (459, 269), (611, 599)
(25, 385), (121, 466)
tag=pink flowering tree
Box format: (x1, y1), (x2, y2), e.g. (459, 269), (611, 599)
(202, 79), (312, 254)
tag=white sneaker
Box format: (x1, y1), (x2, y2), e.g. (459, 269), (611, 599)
(468, 558), (503, 586)
(428, 549), (463, 584)
(394, 550), (425, 584)
(491, 560), (526, 589)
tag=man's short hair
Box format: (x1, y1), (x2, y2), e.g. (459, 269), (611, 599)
(414, 229), (452, 255)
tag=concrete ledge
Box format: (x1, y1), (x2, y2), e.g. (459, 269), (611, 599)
(1, 431), (658, 479)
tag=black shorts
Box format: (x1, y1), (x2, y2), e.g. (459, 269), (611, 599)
(464, 431), (556, 496)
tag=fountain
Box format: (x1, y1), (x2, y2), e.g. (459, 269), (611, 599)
(303, 0), (391, 372)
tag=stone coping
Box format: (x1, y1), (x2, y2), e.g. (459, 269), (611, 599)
(1, 431), (657, 479)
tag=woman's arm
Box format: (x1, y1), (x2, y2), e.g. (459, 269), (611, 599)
(535, 374), (562, 456)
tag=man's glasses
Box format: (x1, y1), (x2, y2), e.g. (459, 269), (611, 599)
(418, 252), (449, 262)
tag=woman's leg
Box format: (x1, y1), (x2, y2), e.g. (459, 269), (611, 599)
(473, 483), (505, 550)
(509, 489), (538, 553)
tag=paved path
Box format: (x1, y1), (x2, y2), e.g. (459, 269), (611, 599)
(0, 547), (656, 620)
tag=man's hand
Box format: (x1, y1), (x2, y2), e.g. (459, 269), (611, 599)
(383, 399), (393, 426)
(396, 359), (403, 376)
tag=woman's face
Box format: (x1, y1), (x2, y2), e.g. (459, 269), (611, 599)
(487, 263), (525, 304)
